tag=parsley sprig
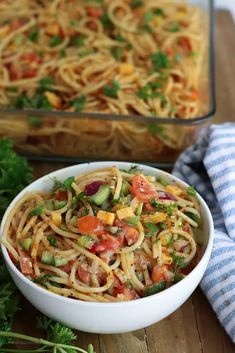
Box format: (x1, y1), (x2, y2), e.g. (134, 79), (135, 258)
(0, 250), (95, 353)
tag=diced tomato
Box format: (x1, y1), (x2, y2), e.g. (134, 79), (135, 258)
(132, 175), (157, 202)
(122, 224), (138, 246)
(180, 37), (192, 53)
(113, 284), (137, 300)
(151, 264), (167, 283)
(86, 6), (103, 18)
(54, 190), (68, 201)
(77, 263), (91, 283)
(91, 234), (120, 253)
(6, 63), (21, 81)
(190, 89), (198, 101)
(21, 53), (41, 64)
(59, 260), (75, 273)
(23, 69), (37, 78)
(19, 254), (34, 275)
(87, 20), (98, 31)
(77, 215), (104, 236)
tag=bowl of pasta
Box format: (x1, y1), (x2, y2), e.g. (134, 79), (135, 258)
(0, 162), (214, 333)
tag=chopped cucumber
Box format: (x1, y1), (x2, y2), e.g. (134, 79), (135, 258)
(120, 180), (129, 196)
(77, 235), (93, 248)
(19, 238), (32, 251)
(136, 202), (143, 216)
(41, 251), (54, 265)
(126, 216), (140, 226)
(54, 256), (68, 267)
(54, 200), (67, 210)
(144, 281), (166, 297)
(90, 184), (111, 206)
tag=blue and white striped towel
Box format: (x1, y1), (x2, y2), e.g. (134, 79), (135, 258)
(173, 123), (235, 343)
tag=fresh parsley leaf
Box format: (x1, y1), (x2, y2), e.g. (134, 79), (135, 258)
(186, 186), (197, 197)
(185, 212), (200, 224)
(115, 34), (126, 42)
(0, 139), (32, 218)
(30, 204), (44, 216)
(49, 35), (63, 47)
(154, 8), (164, 16)
(69, 35), (85, 47)
(172, 253), (186, 271)
(39, 77), (54, 91)
(63, 176), (75, 191)
(130, 0), (143, 8)
(48, 236), (57, 247)
(100, 11), (113, 29)
(144, 281), (166, 296)
(166, 204), (177, 216)
(34, 274), (54, 285)
(169, 22), (180, 32)
(28, 116), (42, 128)
(77, 192), (86, 201)
(28, 28), (39, 42)
(71, 95), (86, 112)
(103, 80), (120, 98)
(151, 51), (171, 71)
(112, 47), (123, 61)
(148, 123), (165, 137)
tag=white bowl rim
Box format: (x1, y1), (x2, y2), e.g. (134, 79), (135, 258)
(0, 161), (214, 308)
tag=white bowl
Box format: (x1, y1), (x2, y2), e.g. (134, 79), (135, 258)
(0, 162), (214, 334)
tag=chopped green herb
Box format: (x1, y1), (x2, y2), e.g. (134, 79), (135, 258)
(112, 47), (123, 61)
(59, 48), (66, 57)
(77, 192), (86, 201)
(49, 35), (63, 47)
(30, 204), (44, 217)
(151, 51), (171, 71)
(186, 186), (197, 197)
(100, 11), (113, 29)
(172, 253), (186, 271)
(103, 80), (120, 98)
(39, 77), (54, 91)
(166, 204), (177, 216)
(48, 236), (57, 247)
(71, 95), (86, 112)
(28, 28), (39, 42)
(130, 0), (143, 8)
(69, 35), (85, 47)
(141, 24), (153, 33)
(169, 22), (180, 32)
(185, 212), (200, 225)
(63, 176), (75, 191)
(137, 82), (162, 100)
(115, 34), (126, 42)
(144, 281), (166, 296)
(154, 8), (164, 16)
(70, 19), (80, 27)
(34, 274), (53, 285)
(149, 123), (165, 137)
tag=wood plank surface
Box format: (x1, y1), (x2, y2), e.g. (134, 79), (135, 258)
(12, 10), (235, 353)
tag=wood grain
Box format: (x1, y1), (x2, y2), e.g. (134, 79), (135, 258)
(11, 10), (235, 353)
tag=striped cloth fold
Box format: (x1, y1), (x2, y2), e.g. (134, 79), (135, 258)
(173, 123), (235, 344)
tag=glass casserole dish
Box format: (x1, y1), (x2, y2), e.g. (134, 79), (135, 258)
(0, 0), (215, 166)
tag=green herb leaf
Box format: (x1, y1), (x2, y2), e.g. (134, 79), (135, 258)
(103, 80), (120, 98)
(0, 139), (32, 218)
(48, 236), (57, 247)
(30, 204), (44, 217)
(71, 95), (86, 112)
(34, 274), (54, 285)
(63, 176), (75, 191)
(100, 11), (113, 29)
(145, 223), (159, 236)
(112, 47), (123, 61)
(28, 28), (39, 42)
(69, 35), (85, 47)
(169, 22), (180, 32)
(77, 192), (86, 201)
(49, 35), (63, 47)
(186, 186), (197, 197)
(39, 76), (54, 91)
(130, 0), (143, 8)
(154, 8), (164, 16)
(144, 281), (166, 296)
(143, 11), (154, 23)
(28, 116), (42, 128)
(151, 51), (171, 71)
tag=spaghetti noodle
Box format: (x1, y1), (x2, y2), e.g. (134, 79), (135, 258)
(0, 0), (206, 160)
(2, 166), (203, 302)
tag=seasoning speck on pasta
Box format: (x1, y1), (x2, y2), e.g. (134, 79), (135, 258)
(2, 166), (203, 302)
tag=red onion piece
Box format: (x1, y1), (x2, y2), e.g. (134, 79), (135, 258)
(157, 190), (177, 201)
(85, 181), (103, 196)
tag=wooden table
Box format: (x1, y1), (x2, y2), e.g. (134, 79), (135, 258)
(14, 10), (235, 353)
